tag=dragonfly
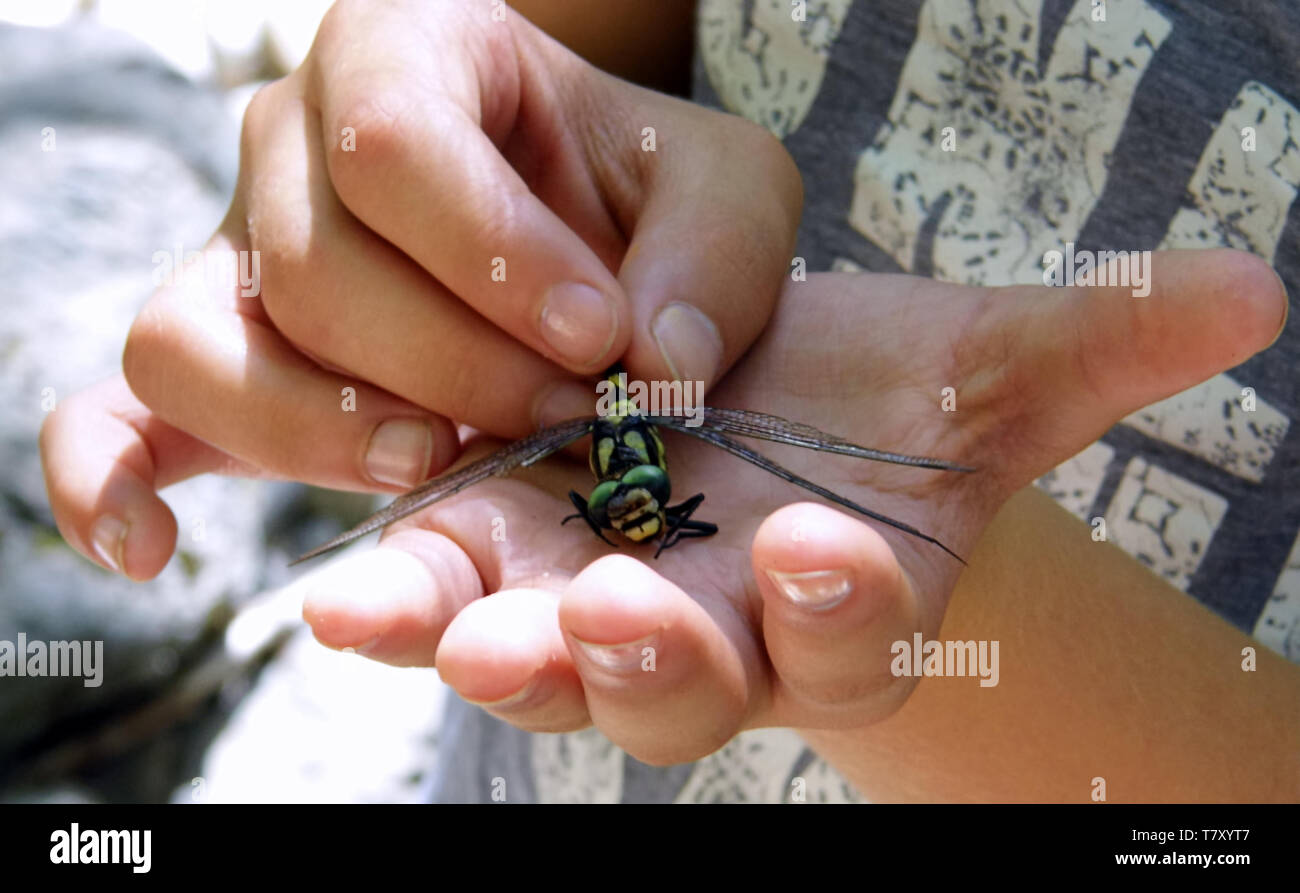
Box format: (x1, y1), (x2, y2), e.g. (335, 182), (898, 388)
(291, 372), (975, 565)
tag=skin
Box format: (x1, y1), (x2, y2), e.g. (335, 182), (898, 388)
(118, 0), (801, 506)
(805, 486), (1300, 803)
(42, 251), (1291, 776)
(303, 255), (1287, 768)
(37, 0), (1298, 797)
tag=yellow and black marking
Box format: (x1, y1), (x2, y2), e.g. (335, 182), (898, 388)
(567, 371), (715, 556)
(291, 368), (976, 567)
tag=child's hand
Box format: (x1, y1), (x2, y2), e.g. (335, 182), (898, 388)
(294, 251), (1281, 763)
(39, 0), (800, 577)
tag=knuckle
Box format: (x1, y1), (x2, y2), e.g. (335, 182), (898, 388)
(253, 230), (314, 324)
(238, 78), (289, 161)
(121, 301), (201, 424)
(122, 304), (168, 404)
(325, 86), (416, 194)
(464, 185), (526, 250)
(311, 0), (376, 61)
(243, 199), (321, 330)
(732, 115), (803, 211)
(311, 0), (351, 54)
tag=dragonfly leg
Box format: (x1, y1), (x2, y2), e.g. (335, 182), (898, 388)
(656, 493), (719, 558)
(562, 490), (617, 546)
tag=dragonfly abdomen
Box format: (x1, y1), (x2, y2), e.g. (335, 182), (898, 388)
(585, 464), (672, 543)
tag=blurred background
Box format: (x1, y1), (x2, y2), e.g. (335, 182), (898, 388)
(0, 0), (450, 803)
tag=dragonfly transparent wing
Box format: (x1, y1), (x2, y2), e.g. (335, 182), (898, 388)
(291, 417), (594, 565)
(650, 407), (975, 472)
(653, 417), (967, 563)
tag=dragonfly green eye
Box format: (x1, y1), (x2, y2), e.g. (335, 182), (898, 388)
(619, 464), (670, 504)
(586, 480), (621, 528)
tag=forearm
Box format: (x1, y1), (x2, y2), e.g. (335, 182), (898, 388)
(802, 486), (1300, 802)
(511, 0), (696, 94)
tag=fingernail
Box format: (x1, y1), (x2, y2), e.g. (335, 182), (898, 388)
(765, 568), (853, 612)
(572, 631), (660, 674)
(467, 676), (544, 711)
(365, 418), (433, 487)
(652, 302), (722, 385)
(300, 549), (432, 650)
(90, 514), (128, 574)
(540, 283), (619, 366)
(533, 380), (597, 429)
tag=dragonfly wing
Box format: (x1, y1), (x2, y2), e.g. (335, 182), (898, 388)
(655, 419), (966, 563)
(291, 417), (593, 565)
(649, 407), (974, 472)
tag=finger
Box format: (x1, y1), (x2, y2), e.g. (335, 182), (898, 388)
(970, 248), (1288, 488)
(125, 223), (466, 493)
(558, 554), (758, 766)
(305, 462), (597, 729)
(752, 503), (923, 728)
(436, 586), (592, 734)
(615, 97), (803, 391)
(239, 77), (596, 437)
(39, 376), (257, 580)
(300, 527), (484, 667)
(311, 4), (630, 372)
(1027, 248), (1286, 407)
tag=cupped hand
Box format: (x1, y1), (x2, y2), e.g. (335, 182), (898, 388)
(295, 250), (1286, 764)
(40, 0), (800, 578)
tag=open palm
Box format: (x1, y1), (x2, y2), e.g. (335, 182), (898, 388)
(300, 250), (1282, 764)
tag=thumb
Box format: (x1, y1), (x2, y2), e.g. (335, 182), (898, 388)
(614, 102), (803, 391)
(975, 248), (1287, 491)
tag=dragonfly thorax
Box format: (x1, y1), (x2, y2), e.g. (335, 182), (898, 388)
(589, 415), (668, 482)
(292, 366), (972, 566)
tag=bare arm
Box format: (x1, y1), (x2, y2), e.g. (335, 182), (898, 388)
(802, 486), (1300, 802)
(511, 0), (696, 94)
